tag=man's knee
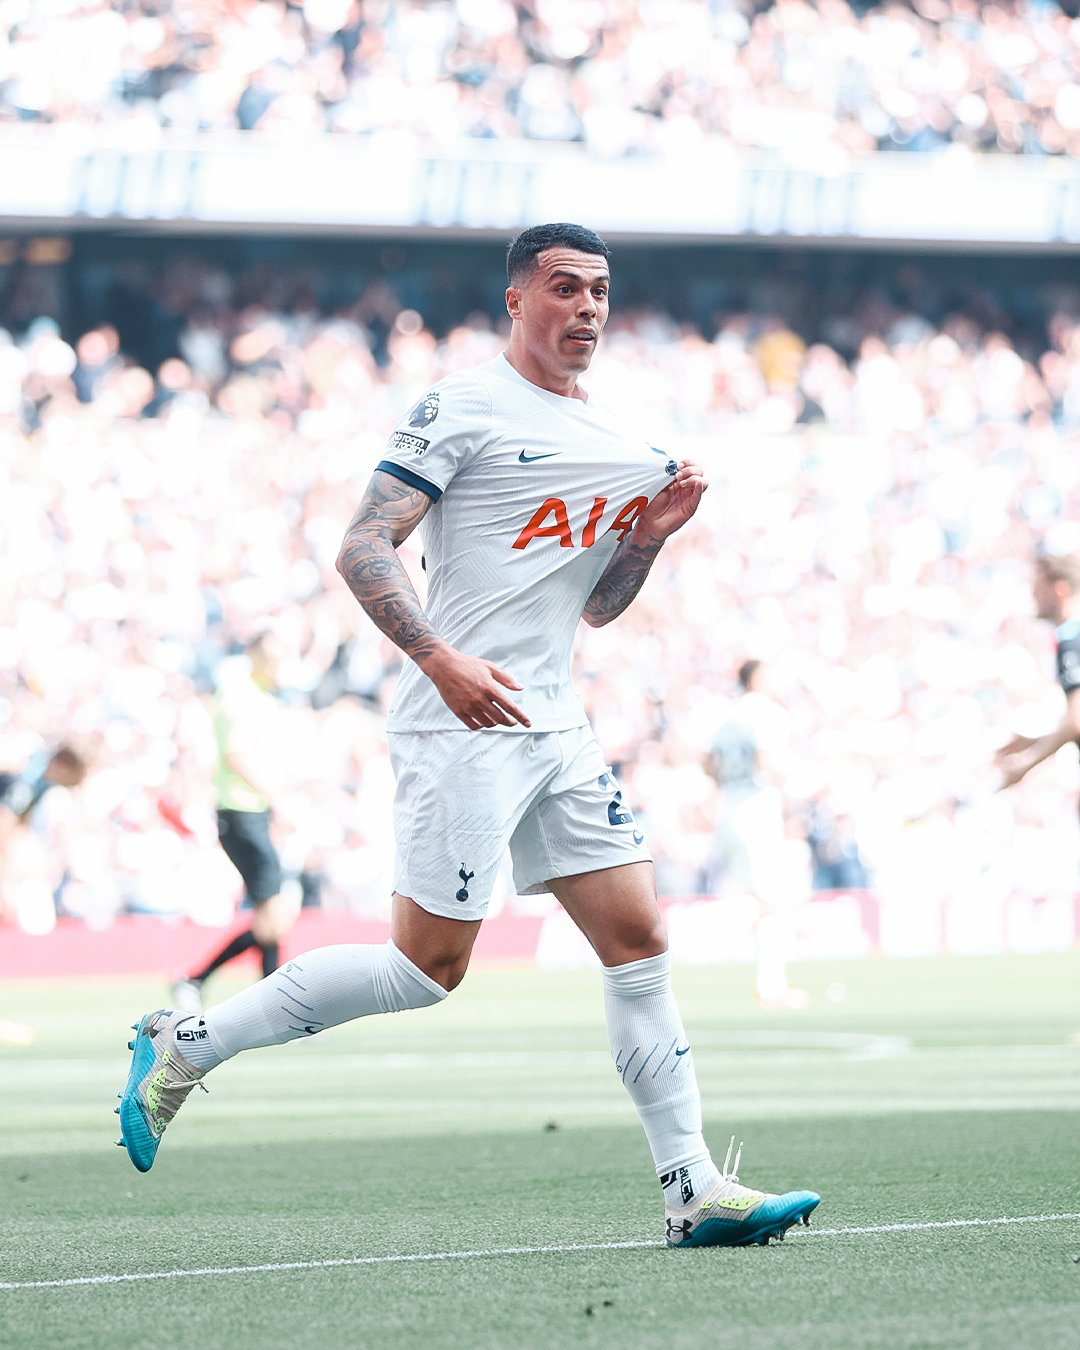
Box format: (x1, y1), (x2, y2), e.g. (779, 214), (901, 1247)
(383, 939), (456, 1011)
(622, 916), (669, 962)
(391, 893), (480, 995)
(398, 944), (470, 994)
(252, 896), (291, 943)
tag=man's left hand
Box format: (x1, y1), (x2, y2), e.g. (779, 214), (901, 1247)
(635, 461), (708, 545)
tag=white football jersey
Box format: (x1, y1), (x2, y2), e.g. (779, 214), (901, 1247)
(377, 354), (676, 732)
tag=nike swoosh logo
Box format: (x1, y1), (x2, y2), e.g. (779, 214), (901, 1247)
(674, 1045), (691, 1056)
(518, 450), (559, 463)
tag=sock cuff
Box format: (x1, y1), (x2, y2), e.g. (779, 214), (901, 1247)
(386, 939), (449, 1004)
(601, 949), (671, 998)
(655, 1147), (711, 1178)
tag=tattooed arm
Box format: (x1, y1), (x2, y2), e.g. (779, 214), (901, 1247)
(335, 470), (530, 729)
(582, 530), (665, 628)
(583, 460), (708, 627)
(335, 471), (441, 661)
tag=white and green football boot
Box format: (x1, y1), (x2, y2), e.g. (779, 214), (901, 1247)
(115, 1009), (207, 1173)
(664, 1139), (820, 1248)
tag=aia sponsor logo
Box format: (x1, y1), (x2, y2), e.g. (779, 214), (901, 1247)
(512, 495), (647, 550)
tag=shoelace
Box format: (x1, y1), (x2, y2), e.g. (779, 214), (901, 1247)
(157, 1073), (209, 1123)
(721, 1134), (744, 1183)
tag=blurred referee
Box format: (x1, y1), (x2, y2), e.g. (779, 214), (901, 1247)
(172, 631), (294, 1013)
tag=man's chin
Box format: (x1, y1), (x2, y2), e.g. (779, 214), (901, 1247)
(566, 346), (595, 369)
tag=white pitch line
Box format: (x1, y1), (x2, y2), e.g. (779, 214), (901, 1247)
(3, 1212), (1079, 1292)
(805, 1212), (1080, 1237)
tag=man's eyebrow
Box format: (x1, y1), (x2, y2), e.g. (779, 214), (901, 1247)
(546, 269), (610, 285)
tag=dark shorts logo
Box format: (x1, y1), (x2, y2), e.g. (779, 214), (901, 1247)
(599, 771), (634, 827)
(455, 865), (475, 903)
(388, 431), (429, 456)
(408, 393), (440, 428)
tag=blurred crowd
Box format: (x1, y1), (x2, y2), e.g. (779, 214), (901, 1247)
(2, 0), (1080, 160)
(3, 240), (1080, 934)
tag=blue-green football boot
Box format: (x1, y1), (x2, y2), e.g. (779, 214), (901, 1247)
(664, 1138), (820, 1248)
(115, 1009), (206, 1173)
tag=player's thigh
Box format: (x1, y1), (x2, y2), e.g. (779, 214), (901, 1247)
(548, 861), (667, 967)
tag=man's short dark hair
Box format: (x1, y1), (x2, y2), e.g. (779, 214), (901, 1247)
(1036, 547), (1080, 595)
(49, 743), (89, 784)
(506, 223), (610, 286)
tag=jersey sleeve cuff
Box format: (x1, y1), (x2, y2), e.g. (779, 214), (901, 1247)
(375, 460), (443, 502)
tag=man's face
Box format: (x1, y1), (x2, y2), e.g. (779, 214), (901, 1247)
(506, 247), (610, 383)
(1033, 561), (1065, 622)
(46, 754), (86, 788)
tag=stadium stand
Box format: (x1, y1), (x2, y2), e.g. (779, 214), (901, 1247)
(2, 0), (1080, 159)
(2, 2), (1079, 965)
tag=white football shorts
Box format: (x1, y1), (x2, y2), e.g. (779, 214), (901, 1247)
(711, 783), (796, 911)
(386, 725), (652, 920)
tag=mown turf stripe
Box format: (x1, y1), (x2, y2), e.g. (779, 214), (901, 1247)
(3, 1212), (1078, 1291)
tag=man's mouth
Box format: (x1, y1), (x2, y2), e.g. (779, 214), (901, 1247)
(566, 329), (596, 345)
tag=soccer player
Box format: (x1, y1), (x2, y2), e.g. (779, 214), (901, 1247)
(170, 632), (296, 1013)
(995, 547), (1080, 807)
(708, 659), (811, 1009)
(116, 223), (820, 1248)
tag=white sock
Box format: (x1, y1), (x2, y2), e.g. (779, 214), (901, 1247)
(601, 951), (719, 1205)
(173, 941), (447, 1069)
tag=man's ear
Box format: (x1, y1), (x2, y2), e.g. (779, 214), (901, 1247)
(505, 284), (522, 320)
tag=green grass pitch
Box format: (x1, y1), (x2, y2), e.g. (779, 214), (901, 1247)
(2, 952), (1079, 1349)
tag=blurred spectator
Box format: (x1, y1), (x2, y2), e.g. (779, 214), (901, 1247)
(0, 742), (91, 928)
(805, 796), (871, 891)
(0, 740), (90, 1042)
(2, 2), (1080, 160)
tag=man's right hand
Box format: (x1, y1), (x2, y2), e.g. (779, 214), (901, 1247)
(994, 733), (1036, 789)
(418, 646), (531, 730)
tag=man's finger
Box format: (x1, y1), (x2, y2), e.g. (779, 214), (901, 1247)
(489, 664), (524, 690)
(493, 693), (531, 727)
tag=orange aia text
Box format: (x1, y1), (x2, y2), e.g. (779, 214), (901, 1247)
(511, 496), (648, 550)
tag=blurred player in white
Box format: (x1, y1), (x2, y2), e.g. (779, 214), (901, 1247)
(116, 223), (819, 1248)
(708, 659), (810, 1009)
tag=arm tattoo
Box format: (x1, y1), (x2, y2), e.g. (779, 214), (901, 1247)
(335, 471), (442, 662)
(583, 530), (664, 627)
